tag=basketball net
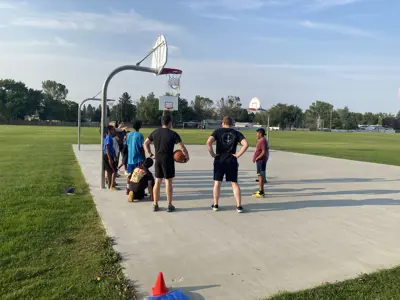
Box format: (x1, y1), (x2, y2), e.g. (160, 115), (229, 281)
(167, 73), (181, 97)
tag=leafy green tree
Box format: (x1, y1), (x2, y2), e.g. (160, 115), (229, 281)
(0, 79), (42, 120)
(110, 92), (136, 123)
(308, 101), (333, 128)
(217, 96), (242, 118)
(42, 80), (68, 102)
(191, 95), (215, 120)
(136, 93), (162, 125)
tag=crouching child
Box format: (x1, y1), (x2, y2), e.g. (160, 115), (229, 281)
(127, 158), (154, 202)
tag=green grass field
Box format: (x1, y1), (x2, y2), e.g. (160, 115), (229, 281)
(1, 125), (400, 300)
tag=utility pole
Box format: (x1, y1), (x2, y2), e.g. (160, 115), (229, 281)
(330, 109), (332, 130)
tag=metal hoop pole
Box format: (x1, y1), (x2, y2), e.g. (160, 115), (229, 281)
(78, 97), (115, 151)
(100, 65), (157, 189)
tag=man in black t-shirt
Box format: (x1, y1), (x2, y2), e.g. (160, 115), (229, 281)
(144, 115), (189, 212)
(206, 116), (249, 213)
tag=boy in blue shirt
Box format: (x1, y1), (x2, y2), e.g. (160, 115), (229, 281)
(126, 120), (145, 174)
(103, 125), (118, 190)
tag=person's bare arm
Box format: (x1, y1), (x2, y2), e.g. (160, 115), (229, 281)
(177, 142), (190, 161)
(206, 136), (216, 158)
(144, 138), (153, 157)
(233, 138), (249, 159)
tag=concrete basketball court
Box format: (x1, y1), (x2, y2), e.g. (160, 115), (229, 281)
(73, 144), (400, 300)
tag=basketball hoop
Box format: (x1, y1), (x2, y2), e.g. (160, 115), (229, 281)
(248, 108), (257, 113)
(160, 68), (182, 91)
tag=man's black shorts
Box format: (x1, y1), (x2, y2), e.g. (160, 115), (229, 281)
(103, 154), (117, 173)
(213, 157), (238, 182)
(154, 155), (175, 179)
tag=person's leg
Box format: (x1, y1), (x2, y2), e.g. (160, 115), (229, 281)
(153, 160), (164, 211)
(165, 179), (173, 206)
(110, 171), (116, 190)
(212, 160), (224, 211)
(213, 181), (222, 207)
(163, 158), (176, 212)
(107, 171), (112, 189)
(253, 161), (265, 198)
(226, 158), (243, 212)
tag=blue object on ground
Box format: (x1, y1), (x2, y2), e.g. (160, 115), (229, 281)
(65, 187), (74, 194)
(145, 290), (189, 300)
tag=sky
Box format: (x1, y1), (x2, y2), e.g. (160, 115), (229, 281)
(0, 0), (399, 113)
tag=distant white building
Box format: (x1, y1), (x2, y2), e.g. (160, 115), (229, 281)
(358, 124), (395, 133)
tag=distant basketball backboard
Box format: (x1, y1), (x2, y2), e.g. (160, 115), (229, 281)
(159, 95), (178, 111)
(249, 97), (261, 111)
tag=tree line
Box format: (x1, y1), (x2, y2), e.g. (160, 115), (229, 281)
(1, 78), (398, 130)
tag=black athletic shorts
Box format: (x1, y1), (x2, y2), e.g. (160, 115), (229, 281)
(154, 155), (175, 179)
(103, 154), (117, 173)
(213, 157), (238, 183)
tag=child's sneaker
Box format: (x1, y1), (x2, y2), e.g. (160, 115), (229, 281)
(167, 205), (176, 212)
(237, 206), (244, 213)
(211, 204), (219, 211)
(153, 204), (159, 212)
(252, 191), (265, 198)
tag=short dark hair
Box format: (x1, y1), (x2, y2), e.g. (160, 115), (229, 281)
(132, 120), (142, 131)
(143, 157), (153, 168)
(256, 128), (266, 136)
(161, 115), (172, 126)
(222, 116), (233, 126)
(107, 125), (114, 133)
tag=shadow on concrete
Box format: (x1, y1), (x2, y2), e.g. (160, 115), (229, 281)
(177, 285), (220, 300)
(276, 189), (400, 198)
(172, 187), (326, 201)
(176, 198), (400, 213)
(269, 177), (394, 185)
(175, 171), (392, 186)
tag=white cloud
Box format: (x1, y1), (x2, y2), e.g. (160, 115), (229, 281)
(200, 13), (238, 21)
(188, 0), (265, 10)
(299, 20), (374, 37)
(3, 9), (183, 34)
(255, 63), (400, 72)
(0, 0), (26, 9)
(308, 0), (362, 10)
(0, 36), (75, 47)
(168, 45), (181, 56)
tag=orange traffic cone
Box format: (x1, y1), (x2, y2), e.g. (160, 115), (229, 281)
(152, 272), (169, 296)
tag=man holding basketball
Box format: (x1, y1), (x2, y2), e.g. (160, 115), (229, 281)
(206, 116), (249, 213)
(144, 115), (189, 212)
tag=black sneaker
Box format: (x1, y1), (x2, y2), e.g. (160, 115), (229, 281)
(153, 204), (159, 212)
(167, 205), (176, 212)
(237, 206), (244, 213)
(211, 204), (219, 211)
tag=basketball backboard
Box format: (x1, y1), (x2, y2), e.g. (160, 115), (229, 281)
(159, 95), (178, 111)
(151, 35), (168, 75)
(249, 97), (261, 111)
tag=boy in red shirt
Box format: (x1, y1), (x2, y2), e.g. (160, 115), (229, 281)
(253, 128), (269, 198)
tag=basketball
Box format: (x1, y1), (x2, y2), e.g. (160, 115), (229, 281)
(173, 150), (187, 163)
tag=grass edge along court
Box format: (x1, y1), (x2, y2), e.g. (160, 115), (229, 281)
(2, 125), (400, 300)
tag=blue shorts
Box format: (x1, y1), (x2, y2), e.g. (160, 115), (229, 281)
(256, 160), (267, 178)
(128, 162), (143, 174)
